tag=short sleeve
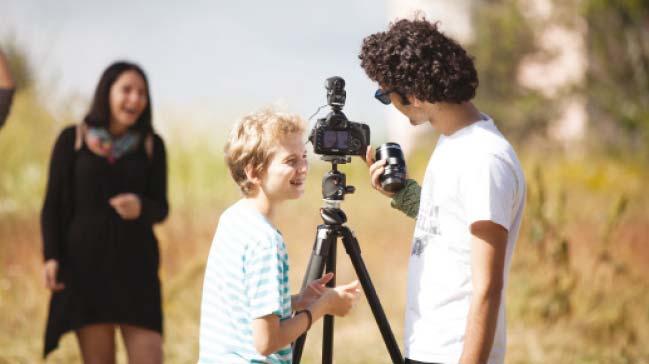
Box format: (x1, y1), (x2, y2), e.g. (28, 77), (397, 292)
(460, 154), (518, 231)
(245, 235), (284, 319)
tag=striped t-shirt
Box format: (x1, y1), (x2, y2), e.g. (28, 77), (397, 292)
(198, 199), (292, 364)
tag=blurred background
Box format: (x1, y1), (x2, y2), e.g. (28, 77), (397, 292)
(1, 0), (648, 363)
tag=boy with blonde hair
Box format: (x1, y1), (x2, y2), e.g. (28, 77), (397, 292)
(198, 109), (361, 363)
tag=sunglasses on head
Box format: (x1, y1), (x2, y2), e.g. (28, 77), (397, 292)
(374, 88), (410, 105)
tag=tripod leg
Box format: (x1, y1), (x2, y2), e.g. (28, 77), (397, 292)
(340, 227), (404, 364)
(322, 238), (336, 364)
(293, 224), (337, 364)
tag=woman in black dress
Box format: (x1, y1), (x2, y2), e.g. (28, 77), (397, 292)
(41, 61), (168, 363)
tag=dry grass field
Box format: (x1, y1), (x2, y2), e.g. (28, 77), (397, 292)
(1, 91), (648, 363)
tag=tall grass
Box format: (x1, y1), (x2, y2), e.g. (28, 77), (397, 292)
(1, 89), (648, 363)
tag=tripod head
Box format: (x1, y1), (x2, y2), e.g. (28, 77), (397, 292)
(320, 155), (355, 202)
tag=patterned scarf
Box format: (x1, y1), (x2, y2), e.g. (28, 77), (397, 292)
(86, 127), (141, 163)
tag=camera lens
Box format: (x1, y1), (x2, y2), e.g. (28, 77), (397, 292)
(375, 142), (407, 192)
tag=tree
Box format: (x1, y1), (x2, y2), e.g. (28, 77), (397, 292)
(469, 0), (558, 143)
(585, 0), (649, 154)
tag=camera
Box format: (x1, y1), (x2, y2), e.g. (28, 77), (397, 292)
(309, 76), (370, 157)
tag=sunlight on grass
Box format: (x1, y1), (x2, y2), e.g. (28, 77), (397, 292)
(1, 90), (648, 363)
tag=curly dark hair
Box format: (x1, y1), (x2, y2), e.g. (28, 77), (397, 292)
(359, 18), (478, 104)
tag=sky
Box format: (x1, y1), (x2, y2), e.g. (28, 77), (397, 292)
(1, 0), (405, 138)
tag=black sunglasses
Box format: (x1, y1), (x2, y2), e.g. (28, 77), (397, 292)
(374, 88), (395, 105)
(374, 88), (410, 106)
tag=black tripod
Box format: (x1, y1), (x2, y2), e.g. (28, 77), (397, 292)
(292, 157), (403, 364)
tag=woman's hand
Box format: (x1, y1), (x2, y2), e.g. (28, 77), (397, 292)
(109, 193), (142, 220)
(294, 272), (334, 311)
(44, 259), (65, 292)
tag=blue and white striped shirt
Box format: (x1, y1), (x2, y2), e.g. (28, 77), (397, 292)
(198, 200), (292, 364)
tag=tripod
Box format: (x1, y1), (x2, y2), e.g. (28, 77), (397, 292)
(292, 157), (403, 364)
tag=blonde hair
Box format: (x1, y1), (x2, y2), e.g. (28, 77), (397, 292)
(225, 108), (306, 196)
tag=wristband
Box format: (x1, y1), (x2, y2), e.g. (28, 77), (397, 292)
(296, 309), (312, 331)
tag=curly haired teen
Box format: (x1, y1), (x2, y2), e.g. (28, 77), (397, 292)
(360, 18), (526, 364)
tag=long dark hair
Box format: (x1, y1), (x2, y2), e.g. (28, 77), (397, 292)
(84, 61), (153, 133)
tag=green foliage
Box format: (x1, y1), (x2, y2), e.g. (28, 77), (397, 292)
(507, 151), (649, 362)
(0, 90), (61, 215)
(0, 37), (53, 215)
(469, 0), (557, 142)
(583, 0), (649, 153)
(1, 35), (35, 90)
(470, 0), (649, 158)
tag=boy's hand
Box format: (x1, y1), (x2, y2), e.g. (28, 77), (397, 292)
(294, 272), (334, 311)
(109, 193), (142, 220)
(365, 146), (396, 198)
(322, 280), (361, 317)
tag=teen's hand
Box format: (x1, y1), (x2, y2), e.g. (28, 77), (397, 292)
(109, 193), (142, 220)
(322, 280), (361, 317)
(44, 259), (65, 292)
(295, 272), (334, 311)
(365, 146), (396, 198)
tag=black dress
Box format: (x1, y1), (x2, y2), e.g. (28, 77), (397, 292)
(41, 126), (169, 357)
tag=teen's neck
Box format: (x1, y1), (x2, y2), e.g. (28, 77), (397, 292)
(428, 101), (483, 136)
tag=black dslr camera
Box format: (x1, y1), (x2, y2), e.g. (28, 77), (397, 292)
(309, 76), (370, 157)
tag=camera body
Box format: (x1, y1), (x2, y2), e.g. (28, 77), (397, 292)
(309, 76), (370, 157)
(310, 116), (370, 156)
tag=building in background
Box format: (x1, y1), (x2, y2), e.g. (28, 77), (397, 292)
(517, 0), (588, 145)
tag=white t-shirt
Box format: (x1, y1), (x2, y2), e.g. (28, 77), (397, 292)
(404, 116), (525, 364)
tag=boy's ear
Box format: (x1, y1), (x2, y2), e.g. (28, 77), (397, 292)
(244, 164), (261, 185)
